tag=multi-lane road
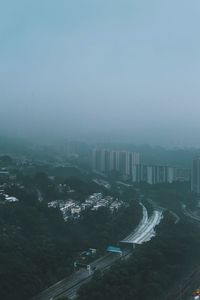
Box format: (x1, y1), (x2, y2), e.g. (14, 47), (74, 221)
(32, 250), (131, 300)
(121, 202), (163, 245)
(182, 204), (200, 222)
(163, 204), (200, 300)
(32, 202), (164, 300)
(163, 266), (200, 300)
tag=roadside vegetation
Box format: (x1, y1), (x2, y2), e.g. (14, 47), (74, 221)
(77, 211), (200, 300)
(0, 173), (142, 300)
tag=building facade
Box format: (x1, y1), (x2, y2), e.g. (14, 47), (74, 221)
(92, 148), (190, 185)
(92, 148), (140, 177)
(132, 164), (175, 184)
(191, 158), (200, 194)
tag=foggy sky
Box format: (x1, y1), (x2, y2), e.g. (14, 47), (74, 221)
(1, 0), (200, 146)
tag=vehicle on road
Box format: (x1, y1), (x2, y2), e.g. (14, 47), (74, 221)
(193, 288), (200, 299)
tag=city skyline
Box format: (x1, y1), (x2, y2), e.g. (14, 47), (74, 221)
(1, 2), (200, 300)
(92, 147), (190, 184)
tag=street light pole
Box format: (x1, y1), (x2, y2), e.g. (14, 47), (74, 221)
(87, 264), (91, 275)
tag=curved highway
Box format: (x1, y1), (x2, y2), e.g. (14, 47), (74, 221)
(121, 202), (163, 245)
(32, 202), (163, 300)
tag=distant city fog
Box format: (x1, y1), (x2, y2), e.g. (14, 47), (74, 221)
(1, 1), (200, 146)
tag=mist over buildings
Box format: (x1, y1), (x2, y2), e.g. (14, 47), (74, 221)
(1, 0), (200, 146)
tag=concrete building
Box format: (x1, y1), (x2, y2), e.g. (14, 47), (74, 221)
(92, 149), (102, 172)
(191, 158), (200, 194)
(132, 164), (176, 185)
(109, 151), (117, 171)
(92, 148), (140, 177)
(174, 167), (190, 182)
(167, 167), (175, 183)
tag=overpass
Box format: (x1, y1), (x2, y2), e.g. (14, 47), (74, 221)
(121, 202), (163, 246)
(32, 202), (163, 300)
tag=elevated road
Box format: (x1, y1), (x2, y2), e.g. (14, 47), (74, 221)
(120, 202), (148, 243)
(32, 250), (131, 300)
(121, 202), (163, 246)
(32, 202), (163, 300)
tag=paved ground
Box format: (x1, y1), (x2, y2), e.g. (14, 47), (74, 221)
(121, 203), (163, 245)
(32, 249), (131, 300)
(32, 202), (164, 300)
(163, 266), (200, 300)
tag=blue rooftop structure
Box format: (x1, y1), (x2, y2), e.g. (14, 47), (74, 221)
(107, 246), (122, 254)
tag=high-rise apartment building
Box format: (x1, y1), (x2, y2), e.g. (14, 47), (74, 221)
(167, 167), (175, 183)
(132, 164), (175, 184)
(191, 158), (200, 194)
(92, 149), (102, 172)
(118, 151), (129, 175)
(109, 151), (117, 171)
(92, 148), (190, 185)
(92, 148), (140, 176)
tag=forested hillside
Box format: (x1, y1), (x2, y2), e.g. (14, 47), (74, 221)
(78, 213), (200, 300)
(0, 188), (141, 300)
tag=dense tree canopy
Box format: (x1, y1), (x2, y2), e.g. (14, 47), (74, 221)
(0, 183), (141, 300)
(78, 213), (200, 300)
